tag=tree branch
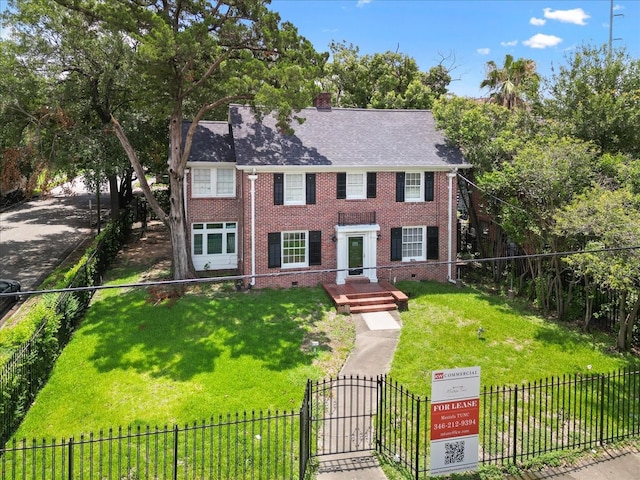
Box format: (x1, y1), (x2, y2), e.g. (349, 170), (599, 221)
(110, 115), (168, 223)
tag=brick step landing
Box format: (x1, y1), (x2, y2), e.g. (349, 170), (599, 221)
(322, 281), (409, 314)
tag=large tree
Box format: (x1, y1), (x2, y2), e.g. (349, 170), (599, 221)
(556, 182), (640, 350)
(480, 54), (540, 110)
(3, 0), (167, 217)
(478, 136), (599, 316)
(38, 0), (325, 279)
(545, 44), (640, 158)
(321, 41), (451, 109)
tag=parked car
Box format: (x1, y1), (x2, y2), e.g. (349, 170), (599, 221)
(0, 279), (21, 314)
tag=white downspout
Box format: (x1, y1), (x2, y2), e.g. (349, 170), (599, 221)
(248, 170), (258, 287)
(184, 167), (190, 230)
(447, 169), (458, 284)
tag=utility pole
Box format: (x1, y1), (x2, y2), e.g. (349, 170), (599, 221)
(609, 0), (624, 54)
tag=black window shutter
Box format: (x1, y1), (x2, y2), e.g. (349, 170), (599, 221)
(336, 173), (346, 199)
(309, 230), (322, 265)
(306, 173), (316, 205)
(367, 172), (377, 198)
(268, 233), (281, 268)
(273, 174), (284, 205)
(391, 227), (403, 261)
(425, 172), (434, 201)
(427, 226), (439, 259)
(395, 172), (405, 202)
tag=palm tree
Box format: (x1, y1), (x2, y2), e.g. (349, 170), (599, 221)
(480, 54), (539, 109)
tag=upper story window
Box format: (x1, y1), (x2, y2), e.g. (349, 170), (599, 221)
(396, 172), (434, 202)
(404, 172), (423, 202)
(274, 173), (316, 205)
(192, 167), (236, 197)
(346, 173), (365, 199)
(284, 173), (305, 205)
(337, 172), (377, 199)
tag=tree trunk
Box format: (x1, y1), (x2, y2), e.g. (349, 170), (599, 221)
(583, 277), (593, 332)
(108, 174), (120, 221)
(167, 110), (196, 280)
(617, 291), (628, 351)
(618, 292), (640, 351)
(625, 294), (640, 348)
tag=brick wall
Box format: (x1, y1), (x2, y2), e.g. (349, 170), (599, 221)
(240, 170), (455, 289)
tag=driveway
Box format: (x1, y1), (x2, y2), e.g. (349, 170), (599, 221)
(0, 181), (108, 313)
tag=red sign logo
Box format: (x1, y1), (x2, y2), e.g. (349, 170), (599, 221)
(435, 372), (444, 380)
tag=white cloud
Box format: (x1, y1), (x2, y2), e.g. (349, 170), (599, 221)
(543, 8), (590, 25)
(523, 33), (563, 49)
(356, 0), (372, 7)
(477, 48), (491, 55)
(500, 40), (518, 47)
(613, 4), (623, 11)
(530, 17), (546, 26)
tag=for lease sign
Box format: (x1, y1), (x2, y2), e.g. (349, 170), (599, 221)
(430, 366), (481, 476)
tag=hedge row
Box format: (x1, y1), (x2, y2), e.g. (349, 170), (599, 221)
(0, 210), (133, 445)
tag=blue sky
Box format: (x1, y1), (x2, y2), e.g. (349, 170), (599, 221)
(271, 0), (640, 98)
(1, 1), (638, 98)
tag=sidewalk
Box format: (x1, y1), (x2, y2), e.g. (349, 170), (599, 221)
(316, 310), (401, 480)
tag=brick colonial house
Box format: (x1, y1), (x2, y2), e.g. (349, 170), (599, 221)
(184, 95), (471, 289)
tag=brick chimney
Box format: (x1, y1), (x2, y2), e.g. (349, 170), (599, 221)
(313, 92), (332, 111)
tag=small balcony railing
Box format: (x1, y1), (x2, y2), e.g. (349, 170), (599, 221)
(337, 211), (376, 226)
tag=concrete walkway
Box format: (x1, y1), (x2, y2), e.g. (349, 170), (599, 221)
(316, 310), (401, 480)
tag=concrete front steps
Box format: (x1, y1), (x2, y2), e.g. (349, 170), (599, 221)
(322, 279), (409, 314)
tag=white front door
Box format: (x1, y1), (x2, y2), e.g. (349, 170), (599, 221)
(335, 225), (379, 285)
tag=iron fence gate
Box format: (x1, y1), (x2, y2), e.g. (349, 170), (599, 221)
(308, 376), (379, 457)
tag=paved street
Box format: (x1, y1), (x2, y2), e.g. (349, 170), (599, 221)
(0, 181), (108, 307)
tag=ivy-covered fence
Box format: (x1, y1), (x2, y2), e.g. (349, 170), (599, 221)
(0, 210), (133, 445)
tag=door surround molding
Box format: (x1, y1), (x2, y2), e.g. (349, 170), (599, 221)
(334, 224), (380, 285)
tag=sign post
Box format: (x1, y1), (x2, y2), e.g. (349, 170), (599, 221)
(430, 366), (481, 476)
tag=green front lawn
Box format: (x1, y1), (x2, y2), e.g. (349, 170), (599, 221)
(14, 267), (353, 440)
(14, 272), (639, 442)
(390, 281), (639, 395)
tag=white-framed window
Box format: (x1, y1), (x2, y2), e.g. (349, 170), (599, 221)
(191, 167), (236, 197)
(404, 172), (423, 202)
(282, 231), (307, 268)
(284, 173), (305, 205)
(402, 226), (425, 261)
(192, 222), (237, 256)
(346, 173), (366, 199)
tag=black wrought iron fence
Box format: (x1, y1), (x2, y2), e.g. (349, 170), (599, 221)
(1, 412), (300, 480)
(2, 371), (639, 479)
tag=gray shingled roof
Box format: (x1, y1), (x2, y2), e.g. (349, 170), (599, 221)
(229, 105), (470, 169)
(183, 120), (235, 163)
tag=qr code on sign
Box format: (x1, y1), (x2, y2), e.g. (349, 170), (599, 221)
(444, 440), (465, 465)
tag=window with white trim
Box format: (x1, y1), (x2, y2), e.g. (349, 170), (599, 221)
(191, 167), (235, 197)
(284, 173), (305, 205)
(404, 172), (423, 202)
(192, 222), (237, 256)
(346, 173), (365, 199)
(282, 231), (307, 267)
(402, 226), (425, 261)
